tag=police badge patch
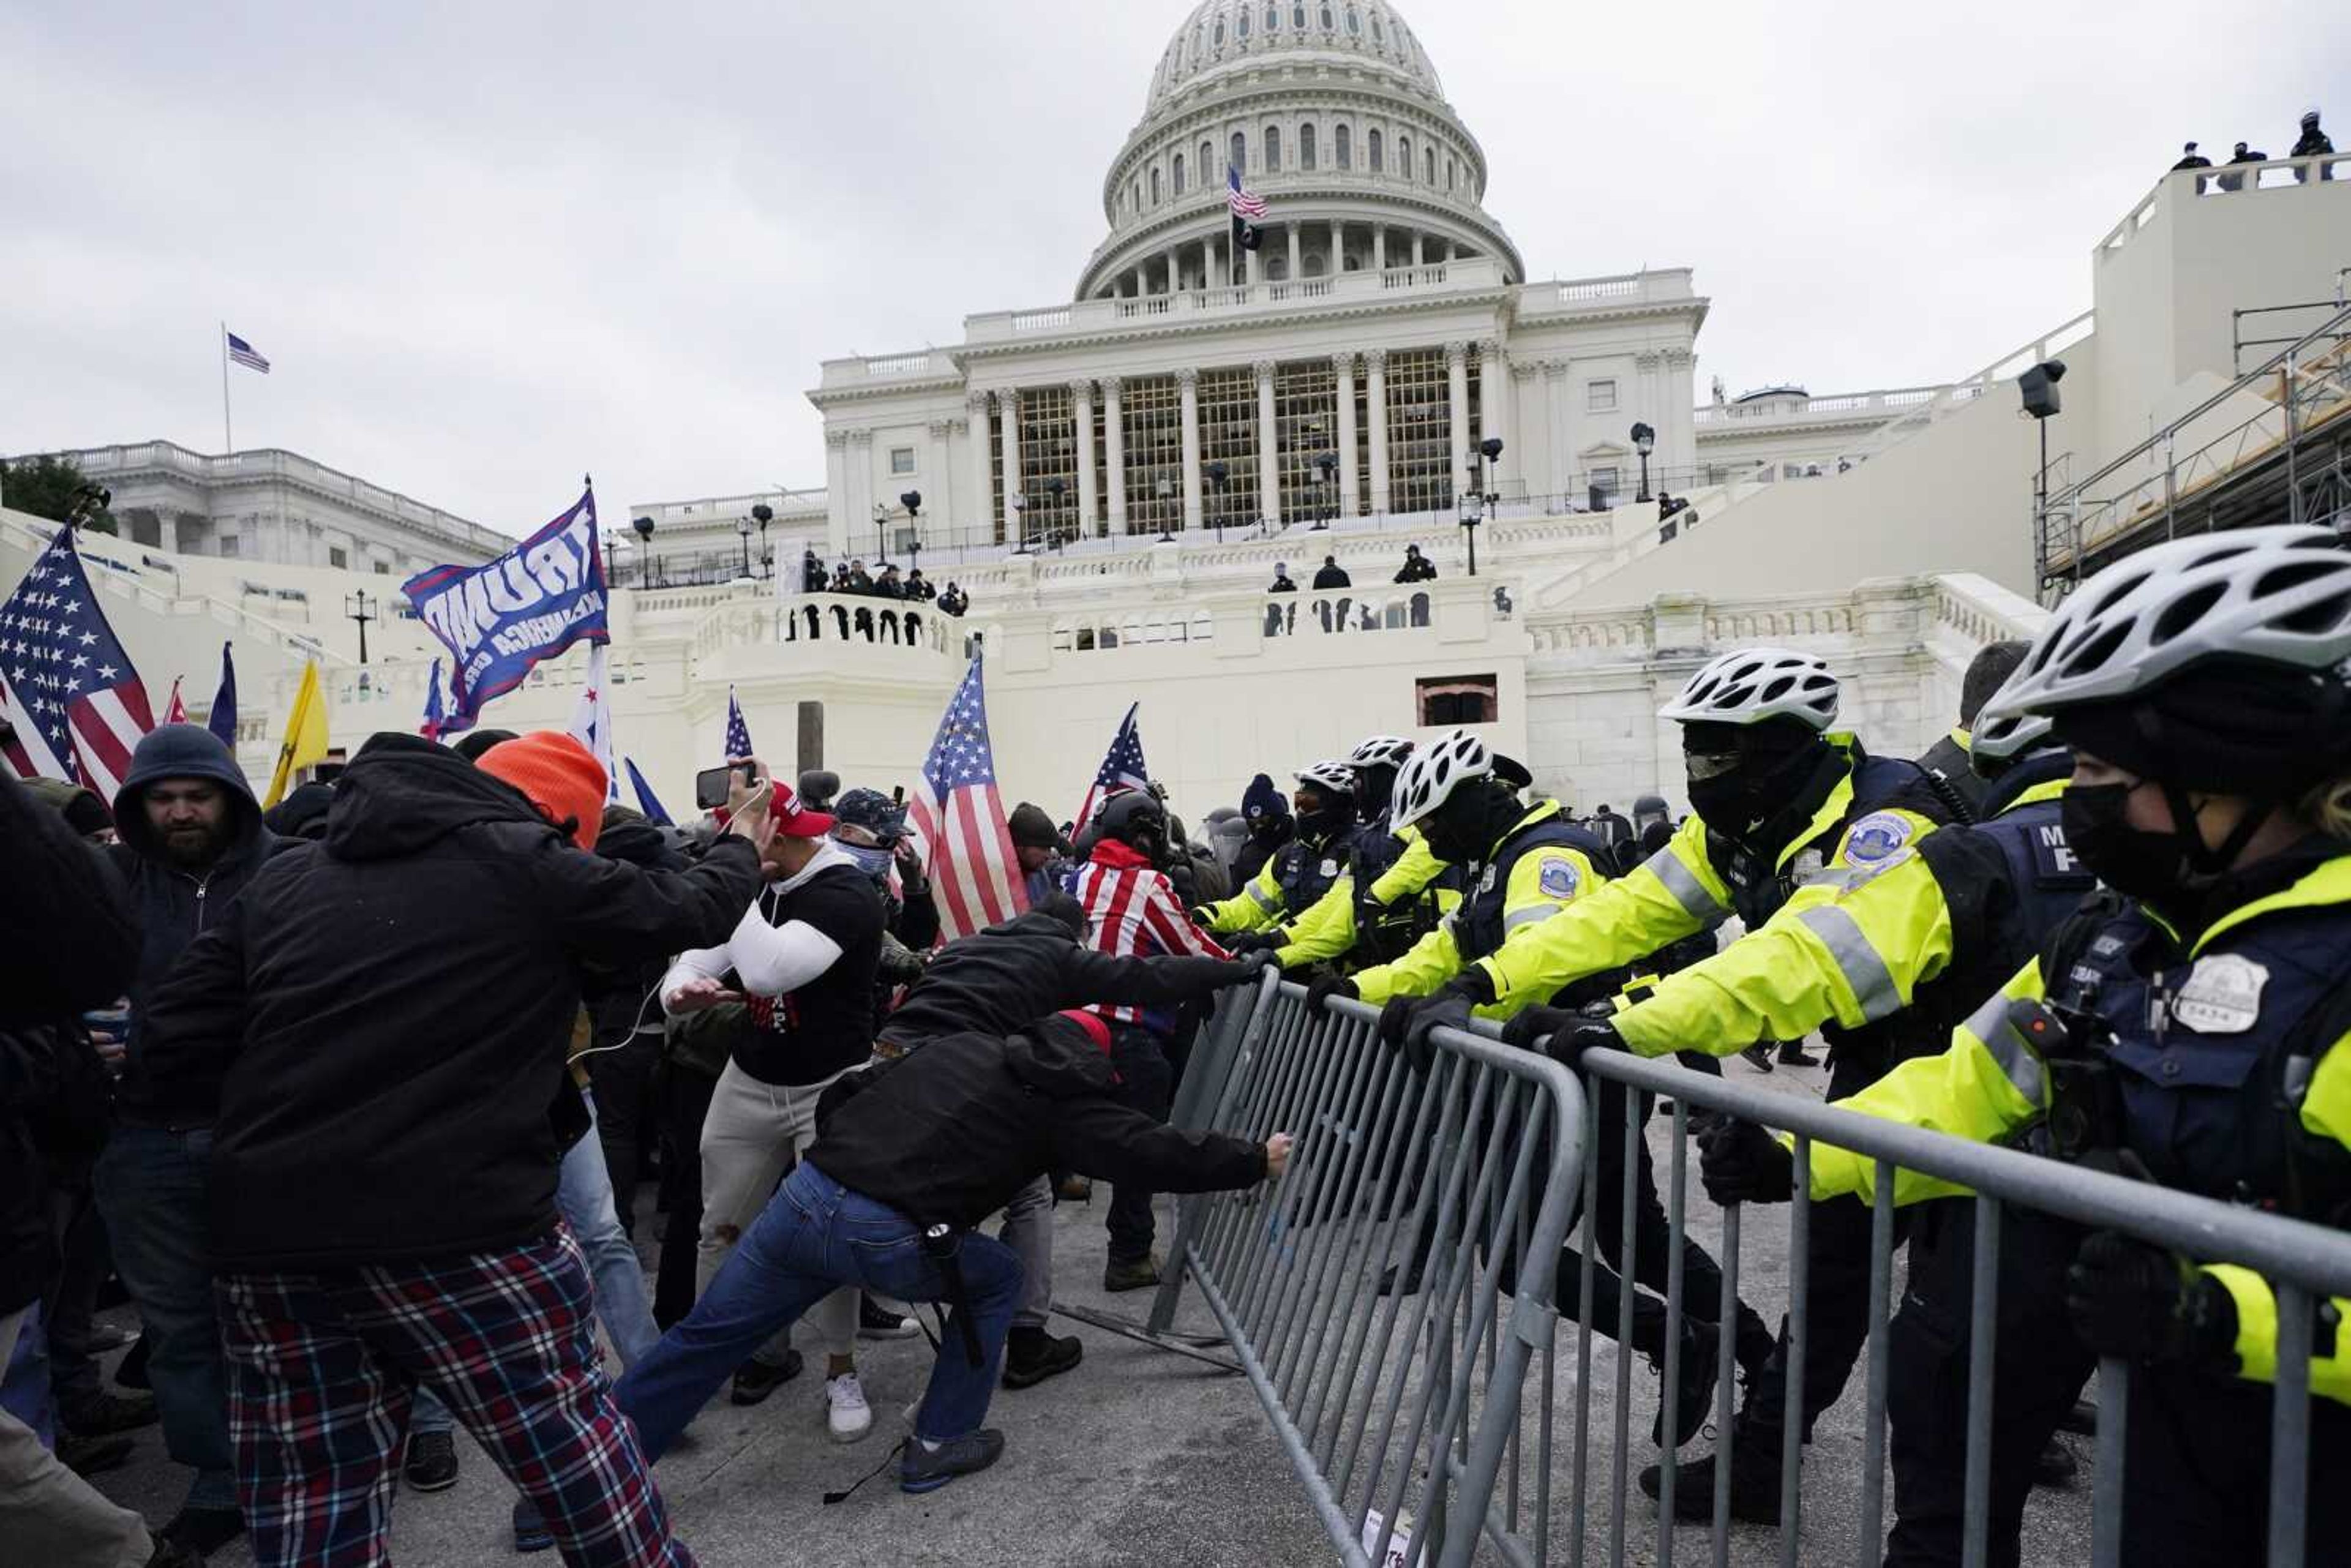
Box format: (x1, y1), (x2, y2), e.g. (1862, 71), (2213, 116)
(1842, 812), (1915, 866)
(2170, 953), (2269, 1035)
(1538, 857), (1580, 899)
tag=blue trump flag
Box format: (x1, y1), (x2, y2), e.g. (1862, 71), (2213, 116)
(203, 641), (238, 748)
(401, 487), (608, 725)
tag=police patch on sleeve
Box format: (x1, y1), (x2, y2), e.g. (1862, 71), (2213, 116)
(1538, 857), (1581, 899)
(1842, 812), (1915, 866)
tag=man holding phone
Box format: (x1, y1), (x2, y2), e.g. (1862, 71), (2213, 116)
(659, 775), (888, 1438)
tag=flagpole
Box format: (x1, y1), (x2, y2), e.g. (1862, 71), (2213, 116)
(219, 321), (232, 452)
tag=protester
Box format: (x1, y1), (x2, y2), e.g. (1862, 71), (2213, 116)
(904, 566), (936, 602)
(939, 582), (969, 617)
(801, 547), (826, 593)
(1267, 562), (1297, 593)
(135, 731), (773, 1568)
(1232, 773), (1294, 886)
(1311, 554), (1349, 589)
(605, 1008), (1288, 1493)
(94, 723), (288, 1557)
(659, 781), (885, 1435)
(1008, 801), (1074, 904)
(579, 803), (684, 1232)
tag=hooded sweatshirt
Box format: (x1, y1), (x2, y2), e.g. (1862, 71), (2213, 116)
(108, 722), (282, 1128)
(134, 733), (765, 1270)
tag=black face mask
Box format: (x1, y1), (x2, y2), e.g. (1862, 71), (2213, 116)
(2061, 783), (2197, 904)
(1419, 797), (1486, 866)
(1685, 743), (1821, 842)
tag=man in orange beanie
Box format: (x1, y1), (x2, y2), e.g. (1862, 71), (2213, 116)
(137, 733), (774, 1567)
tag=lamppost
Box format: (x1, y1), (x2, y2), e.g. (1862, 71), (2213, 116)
(1206, 460), (1230, 541)
(1458, 438), (1504, 577)
(1043, 477), (1068, 549)
(900, 490), (923, 579)
(1458, 478), (1485, 578)
(1153, 476), (1176, 544)
(735, 514), (754, 579)
(2018, 359), (2067, 574)
(632, 514), (656, 587)
(1009, 492), (1029, 554)
(601, 528), (621, 587)
(1630, 422), (1656, 503)
(1311, 452), (1338, 528)
(344, 590), (377, 664)
(751, 503), (773, 579)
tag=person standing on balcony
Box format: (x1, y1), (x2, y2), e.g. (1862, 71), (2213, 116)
(2170, 140), (2211, 171)
(1311, 554), (1352, 632)
(2219, 140), (2268, 191)
(2293, 108), (2333, 157)
(1393, 544), (1437, 584)
(801, 548), (827, 593)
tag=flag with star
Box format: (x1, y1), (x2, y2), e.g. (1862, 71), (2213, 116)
(724, 686), (754, 762)
(0, 527), (156, 797)
(1074, 701), (1149, 830)
(567, 643), (620, 802)
(907, 653), (1026, 940)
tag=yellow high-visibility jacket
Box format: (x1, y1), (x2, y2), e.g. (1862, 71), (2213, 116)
(1274, 826), (1450, 968)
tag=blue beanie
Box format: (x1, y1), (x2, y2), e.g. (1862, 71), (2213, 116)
(1241, 773), (1288, 822)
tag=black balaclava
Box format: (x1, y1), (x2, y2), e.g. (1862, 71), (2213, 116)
(1356, 763), (1399, 822)
(1682, 718), (1841, 853)
(1294, 784), (1357, 844)
(1420, 778), (1525, 868)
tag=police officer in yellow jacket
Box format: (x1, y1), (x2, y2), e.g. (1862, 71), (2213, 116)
(1703, 525), (2351, 1566)
(1272, 735), (1455, 973)
(1196, 761), (1358, 947)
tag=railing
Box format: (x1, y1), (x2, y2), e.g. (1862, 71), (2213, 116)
(1259, 587), (1440, 638)
(1835, 312), (2095, 470)
(1051, 607), (1214, 652)
(626, 490), (828, 528)
(2096, 153), (2351, 260)
(1515, 268), (1698, 312)
(967, 257), (1512, 342)
(688, 593), (963, 664)
(1693, 384), (1964, 427)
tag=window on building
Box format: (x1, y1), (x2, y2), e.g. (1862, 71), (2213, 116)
(1231, 130), (1246, 174)
(1397, 133), (1412, 179)
(1346, 6), (1361, 34)
(373, 561), (391, 575)
(1591, 465), (1621, 494)
(1292, 2), (1306, 25)
(1417, 673), (1499, 727)
(1172, 153), (1185, 194)
(218, 535), (241, 558)
(1237, 7), (1249, 36)
(890, 446), (916, 475)
(1335, 123), (1351, 168)
(1199, 140), (1213, 182)
(328, 546), (348, 569)
(1268, 3), (1281, 29)
(1150, 167), (1161, 204)
(1300, 123), (1317, 170)
(1385, 346), (1454, 514)
(1368, 127), (1382, 171)
(1371, 10), (1384, 42)
(1265, 124), (1281, 171)
(1425, 146), (1436, 183)
(1321, 4), (1335, 28)
(1588, 378), (1618, 413)
(1446, 157), (1457, 191)
(1213, 16), (1226, 45)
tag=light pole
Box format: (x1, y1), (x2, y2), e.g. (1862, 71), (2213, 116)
(1206, 460), (1230, 541)
(1009, 492), (1029, 554)
(632, 514), (657, 587)
(1458, 479), (1484, 577)
(735, 514), (754, 579)
(900, 490), (923, 579)
(1153, 476), (1176, 544)
(751, 503), (773, 579)
(1630, 422), (1655, 503)
(344, 590), (377, 664)
(1312, 452), (1338, 528)
(1044, 476), (1068, 549)
(2019, 359), (2067, 576)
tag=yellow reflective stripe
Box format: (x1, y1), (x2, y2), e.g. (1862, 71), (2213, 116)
(1782, 770), (1856, 874)
(1248, 882), (1280, 911)
(1961, 989), (2045, 1109)
(1793, 904), (1902, 1021)
(1649, 849), (1726, 923)
(1504, 903), (1560, 932)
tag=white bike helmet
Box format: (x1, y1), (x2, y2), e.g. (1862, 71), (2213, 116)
(1349, 735), (1416, 769)
(1964, 700), (2056, 773)
(1390, 730), (1492, 830)
(1997, 525), (2351, 717)
(1658, 647), (1840, 730)
(1294, 760), (1357, 795)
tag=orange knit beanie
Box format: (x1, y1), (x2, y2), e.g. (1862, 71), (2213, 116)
(476, 731), (607, 851)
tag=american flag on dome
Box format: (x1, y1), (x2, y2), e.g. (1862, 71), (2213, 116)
(724, 686), (754, 761)
(0, 527), (156, 798)
(225, 331), (271, 373)
(1227, 164), (1267, 219)
(908, 654), (1027, 941)
(1074, 701), (1149, 831)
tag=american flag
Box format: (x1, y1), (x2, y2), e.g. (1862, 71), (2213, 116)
(0, 527), (156, 798)
(724, 686), (754, 760)
(568, 642), (620, 801)
(225, 330), (271, 373)
(1075, 701), (1150, 830)
(1228, 165), (1267, 219)
(908, 655), (1027, 940)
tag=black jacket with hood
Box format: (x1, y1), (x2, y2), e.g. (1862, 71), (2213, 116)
(878, 907), (1253, 1050)
(108, 722), (283, 1128)
(809, 1015), (1267, 1230)
(137, 733), (765, 1270)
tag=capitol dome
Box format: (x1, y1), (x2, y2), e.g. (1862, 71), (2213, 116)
(1077, 0), (1520, 301)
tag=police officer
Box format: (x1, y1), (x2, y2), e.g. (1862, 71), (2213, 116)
(1915, 639), (2031, 820)
(1274, 736), (1455, 975)
(1703, 525), (2351, 1565)
(1198, 762), (1358, 948)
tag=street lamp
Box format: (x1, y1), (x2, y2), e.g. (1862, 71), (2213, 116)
(1457, 480), (1485, 578)
(1205, 460), (1230, 541)
(1630, 422), (1656, 503)
(343, 590), (377, 665)
(1153, 476), (1176, 544)
(631, 514), (657, 587)
(2018, 359), (2068, 571)
(900, 490), (923, 579)
(751, 503), (773, 579)
(1311, 452), (1338, 529)
(735, 514), (754, 579)
(1044, 477), (1068, 549)
(1009, 492), (1029, 554)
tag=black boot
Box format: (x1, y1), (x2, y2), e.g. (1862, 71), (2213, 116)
(1002, 1325), (1084, 1389)
(1640, 1430), (1783, 1524)
(1648, 1322), (1720, 1450)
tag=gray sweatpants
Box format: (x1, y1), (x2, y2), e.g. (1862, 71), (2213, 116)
(0, 1305), (152, 1567)
(698, 1059), (859, 1362)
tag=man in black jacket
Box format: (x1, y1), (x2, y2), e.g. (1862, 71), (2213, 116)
(93, 722), (283, 1556)
(610, 1008), (1288, 1495)
(880, 896), (1263, 1387)
(138, 731), (771, 1568)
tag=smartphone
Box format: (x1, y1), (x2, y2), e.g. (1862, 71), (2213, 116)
(697, 764), (762, 811)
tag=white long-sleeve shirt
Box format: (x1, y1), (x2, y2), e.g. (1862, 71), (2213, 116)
(660, 839), (856, 1008)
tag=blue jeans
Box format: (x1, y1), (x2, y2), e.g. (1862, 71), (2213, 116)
(94, 1124), (237, 1511)
(615, 1162), (1022, 1457)
(413, 1097), (659, 1438)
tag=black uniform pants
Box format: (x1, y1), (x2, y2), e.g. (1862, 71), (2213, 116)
(1104, 1024), (1176, 1264)
(2113, 1361), (2351, 1567)
(1883, 1203), (2092, 1568)
(653, 1061), (721, 1329)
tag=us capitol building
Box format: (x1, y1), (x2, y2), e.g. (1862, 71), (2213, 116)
(10, 0), (2347, 818)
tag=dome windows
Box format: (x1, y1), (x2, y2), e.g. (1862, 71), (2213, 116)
(1237, 8), (1250, 38)
(1425, 146), (1436, 183)
(1213, 16), (1226, 45)
(1368, 127), (1382, 171)
(1231, 130), (1247, 174)
(1300, 122), (1317, 170)
(1371, 10), (1385, 43)
(1267, 4), (1281, 31)
(1172, 154), (1185, 195)
(1292, 2), (1307, 27)
(1264, 123), (1282, 171)
(1336, 122), (1352, 168)
(1150, 166), (1162, 204)
(1397, 133), (1412, 180)
(1346, 6), (1362, 35)
(1321, 4), (1335, 29)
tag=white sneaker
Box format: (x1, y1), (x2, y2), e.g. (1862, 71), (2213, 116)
(825, 1372), (873, 1444)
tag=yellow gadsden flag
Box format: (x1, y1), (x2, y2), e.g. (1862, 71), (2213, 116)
(264, 659), (330, 808)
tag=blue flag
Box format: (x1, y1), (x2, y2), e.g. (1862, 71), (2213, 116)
(624, 757), (673, 826)
(401, 487), (607, 726)
(724, 687), (754, 760)
(203, 642), (238, 747)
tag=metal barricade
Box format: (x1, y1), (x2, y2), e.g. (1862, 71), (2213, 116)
(1149, 975), (1589, 1568)
(1564, 1047), (2351, 1568)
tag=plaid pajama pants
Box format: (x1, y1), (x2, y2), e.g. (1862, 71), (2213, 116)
(216, 1226), (694, 1568)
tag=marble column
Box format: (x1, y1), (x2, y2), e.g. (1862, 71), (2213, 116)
(996, 391), (1022, 546)
(965, 392), (993, 541)
(846, 430), (875, 559)
(1445, 341), (1471, 501)
(942, 416), (966, 530)
(1329, 218), (1343, 274)
(1411, 232), (1425, 266)
(1365, 348), (1390, 516)
(1254, 358), (1281, 526)
(1333, 353), (1360, 517)
(1286, 224), (1302, 282)
(823, 429), (850, 557)
(1373, 226), (1387, 272)
(1177, 368), (1204, 534)
(1477, 337), (1504, 455)
(1102, 376), (1127, 536)
(1072, 380), (1098, 536)
(1545, 361), (1572, 500)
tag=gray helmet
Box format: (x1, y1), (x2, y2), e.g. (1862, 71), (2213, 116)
(1965, 702), (2057, 775)
(1658, 647), (1840, 731)
(1997, 525), (2351, 718)
(1390, 730), (1492, 830)
(1294, 759), (1357, 795)
(1349, 735), (1415, 768)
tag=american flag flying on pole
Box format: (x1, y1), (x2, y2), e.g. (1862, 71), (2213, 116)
(907, 654), (1027, 941)
(0, 527), (156, 797)
(1074, 701), (1149, 831)
(1226, 164), (1268, 219)
(724, 686), (754, 760)
(225, 331), (271, 373)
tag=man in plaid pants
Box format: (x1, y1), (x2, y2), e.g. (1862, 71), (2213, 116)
(139, 733), (773, 1566)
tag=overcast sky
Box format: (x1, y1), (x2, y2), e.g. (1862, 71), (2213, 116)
(4, 1), (2341, 536)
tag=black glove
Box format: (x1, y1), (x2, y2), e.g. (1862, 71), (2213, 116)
(1227, 931), (1280, 956)
(1697, 1120), (1796, 1206)
(2064, 1231), (2237, 1368)
(1306, 976), (1359, 1015)
(1384, 987), (1476, 1074)
(1548, 1020), (1628, 1073)
(1499, 1005), (1576, 1055)
(1187, 907), (1216, 928)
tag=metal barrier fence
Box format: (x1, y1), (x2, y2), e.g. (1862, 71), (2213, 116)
(1150, 978), (2351, 1567)
(1149, 976), (1589, 1568)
